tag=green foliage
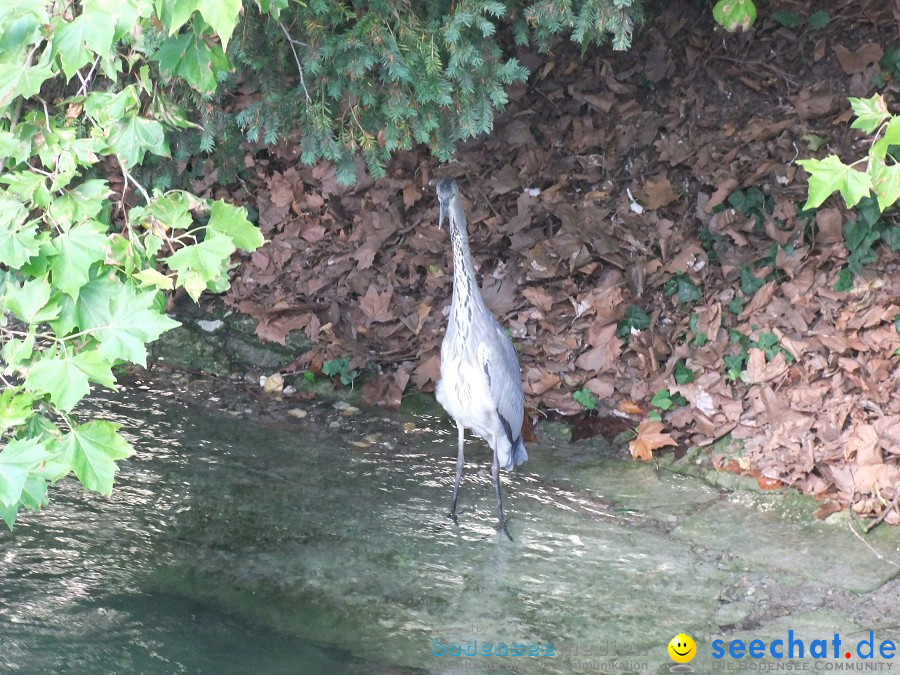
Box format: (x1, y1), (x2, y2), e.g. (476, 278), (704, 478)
(799, 94), (899, 212)
(772, 10), (799, 28)
(881, 47), (900, 81)
(712, 0), (756, 31)
(772, 8), (829, 30)
(0, 0), (262, 527)
(727, 186), (773, 230)
(799, 94), (900, 288)
(573, 388), (598, 411)
(833, 197), (899, 291)
(739, 264), (767, 297)
(616, 305), (651, 340)
(807, 11), (831, 30)
(664, 271), (701, 305)
(322, 356), (359, 387)
(162, 0), (645, 185)
(650, 389), (687, 411)
(727, 295), (745, 315)
(687, 313), (708, 347)
(724, 330), (793, 381)
(673, 361), (696, 385)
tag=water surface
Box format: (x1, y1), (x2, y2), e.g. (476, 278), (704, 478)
(2, 385), (898, 674)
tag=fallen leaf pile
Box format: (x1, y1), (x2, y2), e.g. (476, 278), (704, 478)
(215, 0), (900, 523)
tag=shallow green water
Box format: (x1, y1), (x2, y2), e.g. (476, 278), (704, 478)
(2, 385), (900, 674)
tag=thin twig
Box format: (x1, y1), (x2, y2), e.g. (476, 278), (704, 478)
(279, 22), (311, 102)
(865, 489), (900, 533)
(847, 518), (900, 569)
(122, 167), (151, 203)
(76, 56), (100, 97)
(0, 46), (36, 176)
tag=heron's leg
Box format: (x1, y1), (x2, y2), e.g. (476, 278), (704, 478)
(492, 446), (513, 541)
(449, 423), (465, 523)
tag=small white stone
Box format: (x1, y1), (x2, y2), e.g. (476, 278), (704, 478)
(197, 319), (224, 332)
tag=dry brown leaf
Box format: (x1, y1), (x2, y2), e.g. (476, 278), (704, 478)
(302, 224), (326, 243)
(403, 183), (422, 209)
(643, 176), (679, 209)
(743, 349), (789, 384)
(522, 286), (555, 313)
(620, 400), (645, 415)
(414, 354), (441, 390)
(523, 366), (560, 396)
(790, 89), (837, 120)
(814, 207), (843, 245)
(833, 43), (884, 75)
(359, 286), (393, 324)
(845, 424), (881, 465)
(629, 419), (677, 461)
(361, 370), (410, 409)
(740, 280), (777, 317)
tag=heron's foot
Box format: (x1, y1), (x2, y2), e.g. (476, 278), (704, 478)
(497, 519), (513, 542)
(448, 510), (459, 525)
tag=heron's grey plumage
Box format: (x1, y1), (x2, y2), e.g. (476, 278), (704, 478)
(434, 177), (527, 540)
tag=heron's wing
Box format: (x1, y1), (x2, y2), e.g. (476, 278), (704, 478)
(476, 324), (524, 444)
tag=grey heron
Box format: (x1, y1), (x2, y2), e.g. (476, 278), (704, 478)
(434, 177), (528, 541)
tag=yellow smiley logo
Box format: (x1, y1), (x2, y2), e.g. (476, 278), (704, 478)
(668, 633), (696, 663)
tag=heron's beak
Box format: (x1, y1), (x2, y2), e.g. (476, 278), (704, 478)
(438, 199), (448, 230)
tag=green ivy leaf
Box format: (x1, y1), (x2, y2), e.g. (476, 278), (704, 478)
(849, 95), (890, 134)
(71, 275), (118, 331)
(18, 474), (48, 511)
(664, 272), (702, 305)
(0, 388), (35, 435)
(95, 285), (180, 365)
(152, 32), (231, 95)
(0, 437), (50, 508)
(164, 233), (235, 300)
(53, 12), (116, 80)
(572, 388), (597, 411)
(54, 420), (134, 495)
(206, 200), (264, 251)
(712, 0), (757, 31)
(0, 331), (35, 372)
(0, 194), (28, 229)
(107, 114), (170, 169)
(650, 389), (674, 410)
(133, 268), (174, 290)
(131, 191), (193, 231)
(772, 10), (799, 27)
(806, 10), (830, 29)
(196, 0), (241, 50)
(871, 157), (900, 213)
(871, 116), (900, 160)
(797, 155), (873, 209)
(4, 277), (59, 323)
(616, 305), (651, 339)
(674, 361), (696, 385)
(0, 503), (17, 529)
(161, 0), (201, 35)
(26, 353), (92, 411)
(0, 48), (54, 114)
(0, 220), (39, 267)
(49, 221), (109, 298)
(47, 179), (110, 227)
(801, 134), (828, 152)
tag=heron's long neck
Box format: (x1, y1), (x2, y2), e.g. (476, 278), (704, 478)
(448, 209), (487, 324)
